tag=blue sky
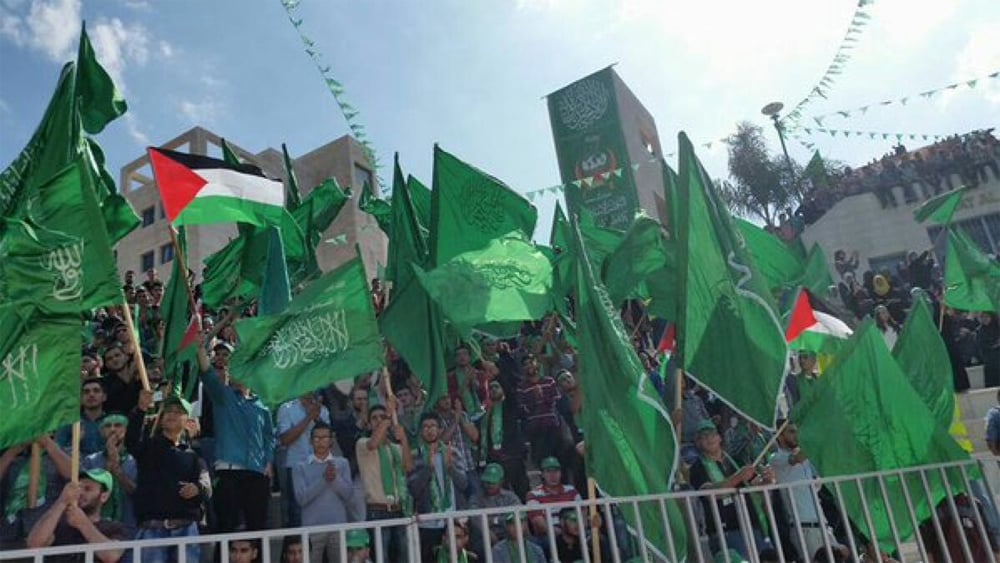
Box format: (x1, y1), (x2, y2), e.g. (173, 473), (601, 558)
(2, 0), (999, 236)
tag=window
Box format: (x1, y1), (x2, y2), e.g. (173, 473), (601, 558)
(160, 244), (174, 265)
(353, 163), (374, 192)
(928, 212), (1000, 261)
(868, 252), (908, 277)
(140, 251), (155, 273)
(141, 206), (155, 227)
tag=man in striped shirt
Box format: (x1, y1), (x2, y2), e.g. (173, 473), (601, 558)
(516, 355), (570, 469)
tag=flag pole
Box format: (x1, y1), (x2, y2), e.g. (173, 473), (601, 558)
(167, 226), (200, 319)
(587, 477), (602, 563)
(70, 422), (81, 485)
(750, 418), (791, 469)
(120, 303), (151, 392)
(27, 442), (41, 508)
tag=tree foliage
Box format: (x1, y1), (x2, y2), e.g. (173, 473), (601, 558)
(720, 121), (804, 227)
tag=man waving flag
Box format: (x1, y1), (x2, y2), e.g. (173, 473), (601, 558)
(148, 147), (285, 227)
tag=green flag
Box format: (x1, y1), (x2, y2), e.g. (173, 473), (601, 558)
(415, 236), (553, 332)
(160, 228), (197, 395)
(892, 296), (954, 431)
(430, 145), (537, 266)
(0, 63), (79, 219)
(280, 143), (303, 210)
(82, 139), (139, 243)
(230, 254), (384, 406)
(379, 276), (452, 405)
(386, 155), (429, 291)
(30, 159), (122, 309)
(298, 178), (350, 238)
(548, 203), (575, 314)
(406, 174), (432, 230)
(75, 22), (127, 134)
(791, 321), (969, 552)
(737, 219), (805, 294)
(675, 132), (788, 428)
(0, 303), (81, 449)
(913, 186), (969, 225)
(795, 243), (835, 299)
(259, 227), (291, 315)
(571, 216), (688, 562)
(359, 184), (392, 235)
(803, 150), (829, 188)
(0, 219), (82, 313)
(944, 227), (1000, 312)
(220, 138), (242, 167)
(602, 214), (674, 305)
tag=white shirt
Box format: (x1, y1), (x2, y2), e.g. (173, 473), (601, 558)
(277, 399), (331, 468)
(771, 446), (821, 523)
(308, 452), (335, 464)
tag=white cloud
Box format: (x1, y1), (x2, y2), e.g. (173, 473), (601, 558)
(158, 40), (172, 58)
(87, 17), (151, 91)
(951, 21), (1000, 105)
(179, 99), (220, 125)
(0, 0), (80, 61)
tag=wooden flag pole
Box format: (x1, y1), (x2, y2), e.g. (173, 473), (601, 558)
(70, 422), (81, 485)
(750, 418), (791, 469)
(120, 303), (152, 392)
(382, 366), (399, 427)
(167, 227), (201, 319)
(27, 442), (42, 508)
(587, 478), (602, 563)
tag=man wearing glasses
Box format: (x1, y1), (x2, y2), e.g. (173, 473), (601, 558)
(293, 422), (352, 563)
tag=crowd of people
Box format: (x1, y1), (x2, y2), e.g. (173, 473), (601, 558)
(792, 129), (1000, 228)
(0, 237), (998, 563)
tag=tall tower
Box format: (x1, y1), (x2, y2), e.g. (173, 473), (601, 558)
(547, 66), (667, 229)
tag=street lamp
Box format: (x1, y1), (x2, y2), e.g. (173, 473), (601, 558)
(761, 101), (796, 179)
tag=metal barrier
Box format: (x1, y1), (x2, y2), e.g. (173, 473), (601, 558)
(3, 455), (1000, 562)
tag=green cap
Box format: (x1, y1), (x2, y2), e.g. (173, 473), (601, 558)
(504, 513), (521, 523)
(161, 395), (192, 415)
(482, 463), (504, 484)
(100, 413), (129, 427)
(714, 549), (747, 563)
(540, 456), (561, 470)
(695, 420), (717, 435)
(345, 529), (369, 549)
(559, 507), (578, 522)
(80, 469), (114, 493)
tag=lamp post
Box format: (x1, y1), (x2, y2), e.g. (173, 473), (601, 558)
(761, 101), (797, 181)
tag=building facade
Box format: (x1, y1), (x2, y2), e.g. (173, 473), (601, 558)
(116, 126), (387, 286)
(546, 67), (667, 230)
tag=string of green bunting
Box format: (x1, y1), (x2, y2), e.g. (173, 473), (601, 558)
(519, 132), (734, 201)
(806, 70), (1000, 126)
(784, 0), (876, 125)
(279, 0), (386, 194)
(789, 127), (947, 153)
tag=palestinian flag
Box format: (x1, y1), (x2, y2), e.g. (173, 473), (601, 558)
(148, 147), (284, 227)
(785, 288), (853, 353)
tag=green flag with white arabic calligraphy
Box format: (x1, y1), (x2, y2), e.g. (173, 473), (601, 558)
(675, 132), (788, 428)
(414, 236), (553, 332)
(430, 145), (537, 266)
(0, 303), (81, 449)
(229, 253), (384, 406)
(571, 215), (688, 561)
(0, 219), (82, 313)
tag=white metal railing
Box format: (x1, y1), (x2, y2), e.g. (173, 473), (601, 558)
(3, 456), (1000, 563)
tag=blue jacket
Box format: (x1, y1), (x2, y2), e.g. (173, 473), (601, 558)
(200, 368), (274, 474)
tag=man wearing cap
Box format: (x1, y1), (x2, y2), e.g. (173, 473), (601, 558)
(79, 413), (138, 527)
(56, 379), (107, 456)
(277, 392), (332, 527)
(293, 423), (352, 563)
(525, 456), (580, 538)
(408, 412), (468, 561)
(346, 528), (372, 563)
(770, 421), (849, 562)
(491, 514), (546, 563)
(472, 463), (521, 541)
(128, 392), (211, 563)
(197, 340), (274, 532)
(26, 470), (132, 562)
(689, 419), (772, 559)
(554, 506), (611, 563)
